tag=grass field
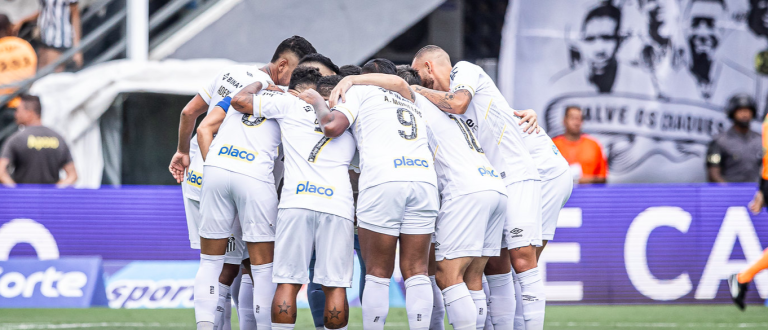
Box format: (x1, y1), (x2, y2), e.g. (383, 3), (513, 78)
(1, 305), (767, 330)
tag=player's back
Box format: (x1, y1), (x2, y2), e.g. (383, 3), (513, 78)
(333, 85), (436, 191)
(416, 94), (505, 201)
(518, 126), (570, 181)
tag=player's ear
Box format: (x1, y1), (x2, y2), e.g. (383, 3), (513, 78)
(424, 61), (432, 74)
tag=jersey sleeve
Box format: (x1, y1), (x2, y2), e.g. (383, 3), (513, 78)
(198, 70), (221, 105)
(706, 140), (722, 168)
(331, 87), (362, 129)
(450, 62), (481, 97)
(253, 91), (290, 119)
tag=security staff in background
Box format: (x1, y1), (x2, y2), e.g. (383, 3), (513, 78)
(706, 94), (762, 183)
(0, 94), (77, 187)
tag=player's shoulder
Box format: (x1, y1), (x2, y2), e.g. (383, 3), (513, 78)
(452, 61), (479, 75)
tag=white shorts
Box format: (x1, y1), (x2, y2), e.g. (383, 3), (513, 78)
(183, 196), (248, 265)
(199, 166), (277, 242)
(435, 191), (507, 261)
(273, 208), (354, 287)
(502, 180), (543, 249)
(541, 171), (573, 241)
(357, 182), (439, 236)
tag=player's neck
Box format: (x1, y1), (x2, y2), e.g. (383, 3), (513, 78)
(260, 64), (279, 85)
(565, 132), (581, 142)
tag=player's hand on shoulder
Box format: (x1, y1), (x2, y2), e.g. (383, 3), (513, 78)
(298, 88), (323, 106)
(514, 109), (541, 134)
(169, 152), (190, 183)
(329, 76), (356, 108)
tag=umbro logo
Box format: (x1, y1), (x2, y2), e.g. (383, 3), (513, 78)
(216, 306), (225, 312)
(373, 316), (380, 323)
(511, 228), (523, 235)
(417, 314), (422, 321)
(479, 307), (484, 315)
(522, 294), (537, 302)
(209, 286), (214, 294)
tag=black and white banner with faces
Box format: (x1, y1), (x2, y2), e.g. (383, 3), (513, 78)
(500, 0), (767, 183)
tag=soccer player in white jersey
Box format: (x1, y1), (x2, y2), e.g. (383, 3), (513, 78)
(183, 36), (315, 330)
(229, 65), (354, 330)
(311, 58), (438, 330)
(412, 46), (546, 330)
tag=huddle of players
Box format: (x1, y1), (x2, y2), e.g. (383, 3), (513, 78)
(169, 35), (573, 330)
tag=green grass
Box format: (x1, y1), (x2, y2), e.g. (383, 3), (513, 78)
(1, 305), (767, 329)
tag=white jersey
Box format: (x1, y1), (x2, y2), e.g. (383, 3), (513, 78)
(333, 85), (437, 191)
(417, 94), (506, 201)
(254, 91), (357, 221)
(204, 70), (280, 184)
(183, 65), (272, 201)
(519, 126), (569, 181)
(450, 61), (540, 185)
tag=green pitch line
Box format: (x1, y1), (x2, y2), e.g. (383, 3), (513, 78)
(1, 305), (767, 330)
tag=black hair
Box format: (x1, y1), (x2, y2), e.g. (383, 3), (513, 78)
(270, 36), (317, 63)
(317, 75), (344, 98)
(396, 65), (421, 85)
(288, 66), (322, 91)
(299, 53), (340, 75)
(339, 65), (362, 77)
(19, 94), (41, 116)
(361, 58), (397, 75)
(582, 3), (622, 36)
(0, 14), (10, 34)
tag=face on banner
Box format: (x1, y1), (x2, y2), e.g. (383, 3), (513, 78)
(505, 0), (766, 183)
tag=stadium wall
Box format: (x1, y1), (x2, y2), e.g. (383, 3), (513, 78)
(1, 184), (767, 308)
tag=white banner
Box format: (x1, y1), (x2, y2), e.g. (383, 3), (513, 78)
(500, 0), (767, 183)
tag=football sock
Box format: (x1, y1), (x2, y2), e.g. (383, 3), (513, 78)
(486, 272), (515, 330)
(441, 283), (476, 330)
(470, 290), (488, 330)
(271, 323), (295, 330)
(429, 275), (446, 330)
(739, 248), (768, 283)
(213, 283), (230, 330)
(512, 271), (525, 330)
(518, 267), (545, 330)
(238, 275), (257, 329)
(404, 275), (433, 330)
(362, 275), (390, 330)
(483, 276), (494, 330)
(251, 263), (277, 330)
(195, 254), (225, 327)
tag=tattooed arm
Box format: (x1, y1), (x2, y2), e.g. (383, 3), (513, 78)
(230, 81), (265, 114)
(411, 85), (473, 114)
(329, 74), (414, 107)
(299, 89), (350, 138)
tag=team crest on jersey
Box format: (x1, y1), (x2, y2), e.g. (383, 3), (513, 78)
(241, 114), (266, 127)
(296, 181), (335, 199)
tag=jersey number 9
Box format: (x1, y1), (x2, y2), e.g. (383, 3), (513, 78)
(397, 108), (417, 140)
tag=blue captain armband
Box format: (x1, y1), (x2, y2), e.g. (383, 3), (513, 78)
(216, 96), (232, 113)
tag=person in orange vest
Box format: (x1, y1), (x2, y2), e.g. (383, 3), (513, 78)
(728, 104), (768, 310)
(0, 13), (36, 107)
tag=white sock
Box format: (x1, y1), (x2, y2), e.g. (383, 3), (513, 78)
(195, 254), (225, 326)
(363, 275), (390, 330)
(238, 275), (256, 329)
(517, 268), (545, 330)
(512, 272), (525, 330)
(441, 283), (476, 330)
(405, 275), (433, 330)
(316, 327), (324, 330)
(470, 290), (487, 330)
(197, 323), (214, 330)
(429, 275), (446, 330)
(482, 276), (494, 330)
(486, 272), (515, 330)
(252, 263), (277, 330)
(214, 283), (230, 330)
(271, 323), (295, 330)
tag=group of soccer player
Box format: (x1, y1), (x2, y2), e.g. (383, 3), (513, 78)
(169, 35), (572, 330)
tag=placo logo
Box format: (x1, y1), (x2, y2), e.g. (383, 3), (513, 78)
(218, 145), (257, 163)
(0, 266), (87, 298)
(185, 170), (202, 188)
(393, 157), (429, 169)
(296, 181), (334, 199)
(478, 166), (500, 178)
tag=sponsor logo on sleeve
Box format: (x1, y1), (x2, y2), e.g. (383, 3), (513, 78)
(185, 170), (203, 188)
(296, 181), (335, 199)
(477, 166), (501, 179)
(217, 145), (258, 163)
(393, 156), (429, 169)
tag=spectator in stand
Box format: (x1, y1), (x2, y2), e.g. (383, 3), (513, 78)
(0, 94), (77, 187)
(706, 94), (762, 183)
(0, 13), (37, 107)
(552, 105), (608, 184)
(14, 0), (81, 71)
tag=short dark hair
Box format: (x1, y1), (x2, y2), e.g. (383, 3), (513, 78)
(361, 58), (397, 75)
(0, 14), (11, 34)
(414, 45), (445, 61)
(20, 94), (41, 117)
(299, 53), (340, 75)
(339, 65), (362, 77)
(270, 36), (316, 63)
(288, 66), (322, 91)
(583, 3), (622, 36)
(564, 105), (582, 118)
(317, 75), (343, 98)
(396, 65), (421, 85)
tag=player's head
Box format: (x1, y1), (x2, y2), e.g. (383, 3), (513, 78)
(0, 14), (11, 38)
(361, 58), (397, 75)
(726, 94), (757, 127)
(411, 45), (452, 92)
(396, 65), (422, 86)
(563, 105), (583, 136)
(317, 75), (343, 101)
(270, 36), (317, 86)
(581, 3), (622, 70)
(299, 53), (340, 76)
(15, 94), (42, 125)
(340, 64), (362, 77)
(288, 66), (323, 93)
(749, 0), (768, 37)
